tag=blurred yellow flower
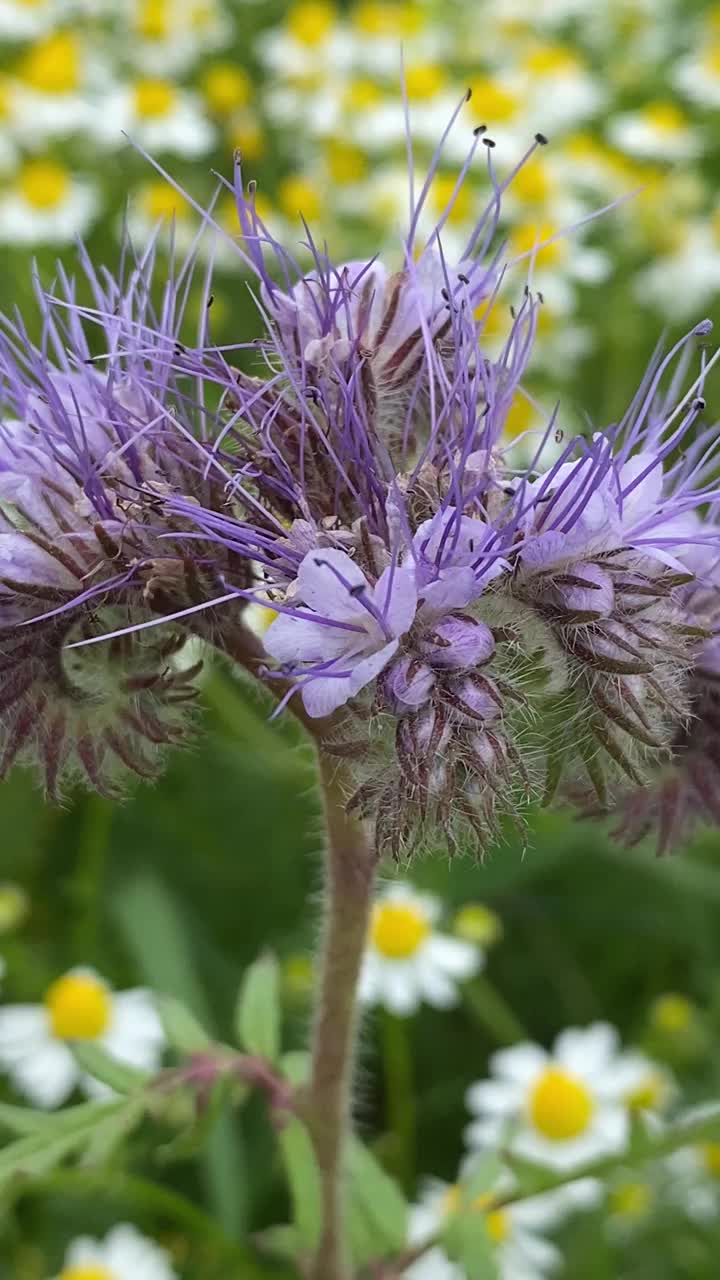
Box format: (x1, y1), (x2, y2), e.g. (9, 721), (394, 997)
(509, 220), (564, 267)
(468, 77), (519, 124)
(287, 0), (336, 46)
(138, 180), (189, 222)
(404, 63), (445, 101)
(133, 79), (177, 119)
(19, 159), (69, 209)
(278, 174), (322, 221)
(353, 2), (423, 36)
(0, 883), (28, 934)
(202, 63), (251, 115)
(325, 138), (367, 185)
(430, 173), (473, 224)
(343, 77), (383, 112)
(229, 115), (264, 161)
(19, 32), (80, 94)
(649, 993), (695, 1035)
(609, 1180), (654, 1220)
(135, 0), (170, 39)
(452, 903), (503, 948)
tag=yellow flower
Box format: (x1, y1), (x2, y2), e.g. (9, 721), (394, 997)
(287, 0), (336, 45)
(278, 174), (322, 222)
(404, 63), (445, 101)
(371, 900), (430, 959)
(133, 79), (177, 119)
(18, 159), (70, 210)
(325, 138), (367, 185)
(529, 1066), (595, 1141)
(202, 63), (251, 116)
(19, 32), (81, 94)
(452, 903), (502, 948)
(45, 972), (111, 1040)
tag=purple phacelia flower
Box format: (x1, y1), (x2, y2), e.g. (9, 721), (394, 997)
(3, 104), (720, 859)
(0, 244), (250, 797)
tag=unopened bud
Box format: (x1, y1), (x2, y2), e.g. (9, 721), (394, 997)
(448, 673), (503, 721)
(383, 656), (435, 711)
(420, 615), (495, 670)
(552, 562), (614, 619)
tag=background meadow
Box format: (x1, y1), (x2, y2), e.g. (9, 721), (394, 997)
(3, 1), (720, 1277)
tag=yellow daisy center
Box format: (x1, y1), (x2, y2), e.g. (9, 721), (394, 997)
(701, 1142), (720, 1177)
(189, 1), (213, 30)
(509, 220), (564, 267)
(343, 77), (383, 112)
(512, 158), (554, 205)
(278, 174), (322, 221)
(452, 903), (503, 947)
(325, 138), (367, 184)
(45, 972), (111, 1040)
(134, 79), (176, 119)
(371, 901), (430, 959)
(139, 180), (187, 222)
(0, 77), (10, 121)
(353, 1), (422, 35)
(502, 392), (536, 439)
(19, 160), (70, 210)
(529, 1066), (595, 1141)
(287, 1), (336, 45)
(229, 115), (264, 160)
(640, 101), (687, 134)
(431, 174), (473, 224)
(135, 0), (169, 39)
(202, 63), (250, 115)
(59, 1268), (115, 1280)
(19, 32), (81, 94)
(650, 993), (694, 1034)
(522, 44), (581, 76)
(404, 63), (445, 100)
(474, 299), (507, 342)
(468, 77), (518, 124)
(609, 1180), (653, 1219)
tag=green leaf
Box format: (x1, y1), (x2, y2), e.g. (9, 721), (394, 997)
(280, 1050), (311, 1087)
(235, 952), (281, 1062)
(346, 1138), (408, 1265)
(0, 1101), (127, 1189)
(442, 1206), (499, 1280)
(80, 1097), (147, 1165)
(256, 1223), (301, 1261)
(0, 1099), (110, 1138)
(277, 1116), (322, 1252)
(71, 1041), (151, 1094)
(155, 993), (212, 1055)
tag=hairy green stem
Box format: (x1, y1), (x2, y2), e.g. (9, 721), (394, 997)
(303, 755), (376, 1280)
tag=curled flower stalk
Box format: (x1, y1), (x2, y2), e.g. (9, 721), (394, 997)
(3, 105), (720, 1277)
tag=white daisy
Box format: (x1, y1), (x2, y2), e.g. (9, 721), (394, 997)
(0, 0), (58, 40)
(663, 1140), (720, 1224)
(0, 160), (99, 245)
(465, 1023), (652, 1172)
(608, 102), (699, 161)
(124, 178), (198, 254)
(406, 1171), (573, 1280)
(675, 41), (720, 110)
(126, 0), (233, 75)
(55, 1222), (177, 1280)
(0, 966), (165, 1108)
(95, 80), (216, 155)
(634, 220), (720, 319)
(9, 32), (110, 144)
(358, 883), (481, 1017)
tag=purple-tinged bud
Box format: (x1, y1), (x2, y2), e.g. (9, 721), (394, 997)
(551, 563), (615, 620)
(445, 673), (503, 722)
(419, 615), (495, 670)
(382, 656), (436, 711)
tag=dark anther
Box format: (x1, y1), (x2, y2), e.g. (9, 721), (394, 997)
(440, 287), (450, 301)
(510, 305), (516, 319)
(535, 131), (549, 145)
(349, 583), (366, 598)
(694, 397), (706, 411)
(206, 294), (215, 308)
(465, 86), (472, 100)
(458, 273), (469, 284)
(247, 179), (257, 194)
(483, 137), (496, 148)
(538, 290), (545, 303)
(473, 123), (487, 136)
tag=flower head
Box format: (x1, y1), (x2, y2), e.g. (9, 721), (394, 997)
(56, 1222), (177, 1280)
(464, 1023), (660, 1172)
(0, 967), (164, 1108)
(358, 882), (481, 1016)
